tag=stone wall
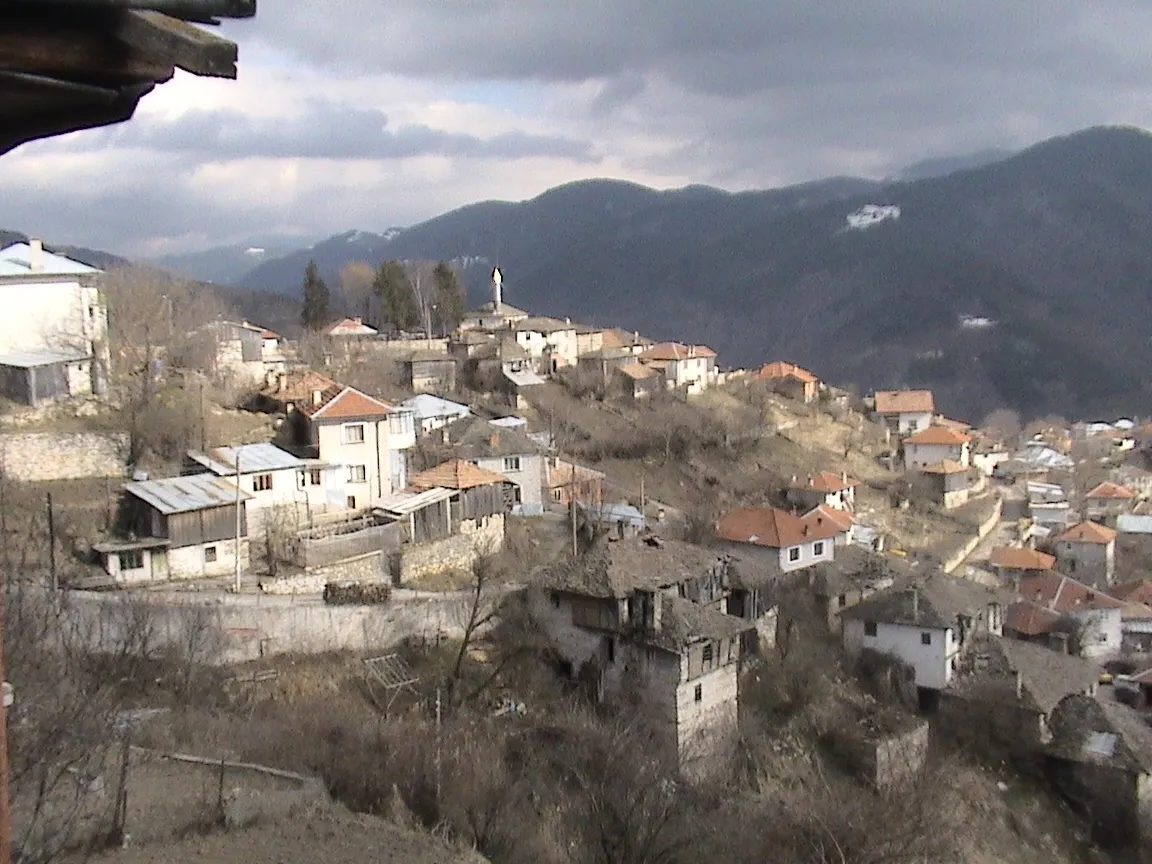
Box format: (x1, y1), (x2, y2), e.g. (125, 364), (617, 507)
(261, 551), (389, 596)
(936, 691), (1045, 755)
(396, 513), (504, 583)
(831, 719), (929, 788)
(942, 495), (1004, 573)
(0, 430), (127, 481)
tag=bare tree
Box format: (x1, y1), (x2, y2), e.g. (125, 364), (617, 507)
(981, 408), (1022, 445)
(338, 260), (376, 324)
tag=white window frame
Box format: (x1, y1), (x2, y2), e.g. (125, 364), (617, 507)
(814, 541), (825, 556)
(343, 423), (366, 444)
(787, 546), (801, 562)
(503, 456), (522, 473)
(252, 473), (273, 492)
(347, 464), (367, 484)
(118, 550), (144, 571)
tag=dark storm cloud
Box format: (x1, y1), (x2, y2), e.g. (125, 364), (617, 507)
(91, 100), (596, 162)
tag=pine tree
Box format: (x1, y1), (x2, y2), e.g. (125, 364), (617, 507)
(300, 260), (332, 330)
(374, 260), (419, 333)
(433, 260), (465, 334)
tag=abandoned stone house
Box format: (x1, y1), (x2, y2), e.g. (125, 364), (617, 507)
(938, 635), (1100, 753)
(530, 536), (758, 774)
(1046, 694), (1152, 847)
(806, 546), (911, 632)
(1053, 521), (1117, 587)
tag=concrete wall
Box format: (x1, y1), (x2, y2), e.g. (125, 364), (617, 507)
(0, 275), (105, 357)
(395, 513), (504, 583)
(261, 551), (389, 595)
(168, 539), (249, 581)
(0, 430), (127, 481)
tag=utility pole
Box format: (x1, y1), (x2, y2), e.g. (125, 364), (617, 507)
(233, 451), (242, 593)
(640, 476), (646, 530)
(46, 492), (57, 595)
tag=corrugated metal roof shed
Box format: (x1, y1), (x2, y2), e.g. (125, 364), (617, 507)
(124, 474), (252, 515)
(377, 487), (455, 516)
(188, 443), (319, 476)
(0, 349), (89, 368)
(0, 243), (99, 277)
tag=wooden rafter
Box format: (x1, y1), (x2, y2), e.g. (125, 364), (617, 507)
(0, 19), (175, 84)
(115, 10), (239, 78)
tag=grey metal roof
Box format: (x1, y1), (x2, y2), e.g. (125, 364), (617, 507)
(0, 243), (99, 278)
(1117, 515), (1152, 535)
(398, 394), (471, 422)
(376, 486), (455, 516)
(503, 368), (546, 387)
(0, 349), (90, 368)
(124, 473), (252, 515)
(187, 443), (318, 476)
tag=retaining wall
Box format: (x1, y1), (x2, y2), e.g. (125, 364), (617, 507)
(261, 551), (389, 596)
(942, 496), (1004, 574)
(0, 430), (128, 481)
(396, 514), (504, 583)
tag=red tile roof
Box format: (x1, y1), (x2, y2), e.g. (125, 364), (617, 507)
(1019, 570), (1124, 615)
(1085, 481), (1136, 500)
(905, 425), (972, 445)
(1005, 600), (1064, 636)
(757, 361), (818, 384)
(790, 471), (859, 493)
(640, 342), (717, 362)
(617, 362), (659, 380)
(989, 546), (1056, 571)
(409, 459), (509, 490)
(259, 371), (340, 404)
(306, 386), (394, 421)
(805, 504), (854, 534)
(1055, 521), (1117, 544)
(1110, 580), (1152, 606)
(874, 390), (935, 415)
(715, 506), (842, 548)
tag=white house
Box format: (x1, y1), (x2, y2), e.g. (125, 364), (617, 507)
(903, 425), (972, 470)
(0, 240), (109, 401)
(95, 474), (252, 584)
(841, 573), (1005, 693)
(713, 506), (841, 574)
(399, 393), (472, 435)
(512, 316), (579, 371)
(287, 385), (416, 511)
(873, 390), (935, 435)
(186, 442), (341, 528)
(1007, 570), (1124, 659)
(786, 471), (859, 512)
(638, 342), (718, 393)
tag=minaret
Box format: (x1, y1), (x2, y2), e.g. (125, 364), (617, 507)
(492, 267), (503, 313)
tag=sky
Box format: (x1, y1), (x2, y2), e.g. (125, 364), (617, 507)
(5, 2), (1152, 258)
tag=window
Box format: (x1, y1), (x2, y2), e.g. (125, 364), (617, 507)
(204, 546), (218, 563)
(343, 423), (365, 444)
(388, 413), (411, 436)
(347, 465), (367, 483)
(551, 592), (561, 608)
(921, 632), (932, 645)
(346, 495), (357, 509)
(837, 593), (847, 608)
(864, 621), (878, 637)
(694, 684), (703, 703)
(1068, 559), (1077, 573)
(119, 550), (144, 571)
(787, 546), (801, 562)
(310, 469), (322, 486)
(814, 541), (825, 556)
(607, 638), (615, 664)
(702, 644), (714, 666)
(503, 456), (522, 472)
(252, 473), (273, 492)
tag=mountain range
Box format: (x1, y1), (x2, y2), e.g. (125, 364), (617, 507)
(9, 127), (1152, 421)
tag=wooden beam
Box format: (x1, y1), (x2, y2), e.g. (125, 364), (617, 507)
(0, 21), (174, 84)
(11, 0), (256, 22)
(116, 10), (238, 79)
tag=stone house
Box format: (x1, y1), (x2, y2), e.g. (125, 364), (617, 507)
(989, 546), (1057, 587)
(530, 535), (755, 775)
(1054, 521), (1117, 586)
(1084, 481), (1136, 525)
(755, 361), (819, 403)
(938, 636), (1100, 753)
(400, 350), (457, 394)
(713, 506), (842, 575)
(439, 415), (549, 515)
(599, 328), (653, 356)
(1006, 570), (1124, 658)
(786, 471), (859, 512)
(96, 474), (252, 584)
(916, 460), (971, 509)
(903, 425), (971, 470)
(806, 545), (909, 631)
(282, 384), (416, 511)
(577, 347), (636, 381)
(1046, 695), (1152, 846)
(872, 390), (935, 435)
(185, 442), (339, 530)
(574, 325), (604, 357)
(840, 572), (1006, 705)
(615, 362), (662, 400)
(637, 342), (718, 393)
(0, 240), (109, 399)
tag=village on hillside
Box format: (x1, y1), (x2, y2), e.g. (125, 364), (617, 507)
(5, 240), (1152, 861)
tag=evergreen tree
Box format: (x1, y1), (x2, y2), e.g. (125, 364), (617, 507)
(300, 260), (332, 330)
(374, 260), (420, 333)
(433, 260), (465, 333)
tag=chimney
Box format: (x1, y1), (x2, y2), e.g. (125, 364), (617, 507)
(489, 431), (500, 447)
(312, 389), (323, 406)
(1014, 670), (1024, 700)
(29, 238), (43, 272)
(910, 588), (919, 621)
(353, 317), (362, 325)
(633, 331), (639, 342)
(565, 316), (571, 326)
(1048, 631), (1070, 655)
(842, 471), (848, 485)
(689, 345), (697, 358)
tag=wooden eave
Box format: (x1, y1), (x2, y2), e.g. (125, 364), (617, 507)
(1, 0), (253, 155)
